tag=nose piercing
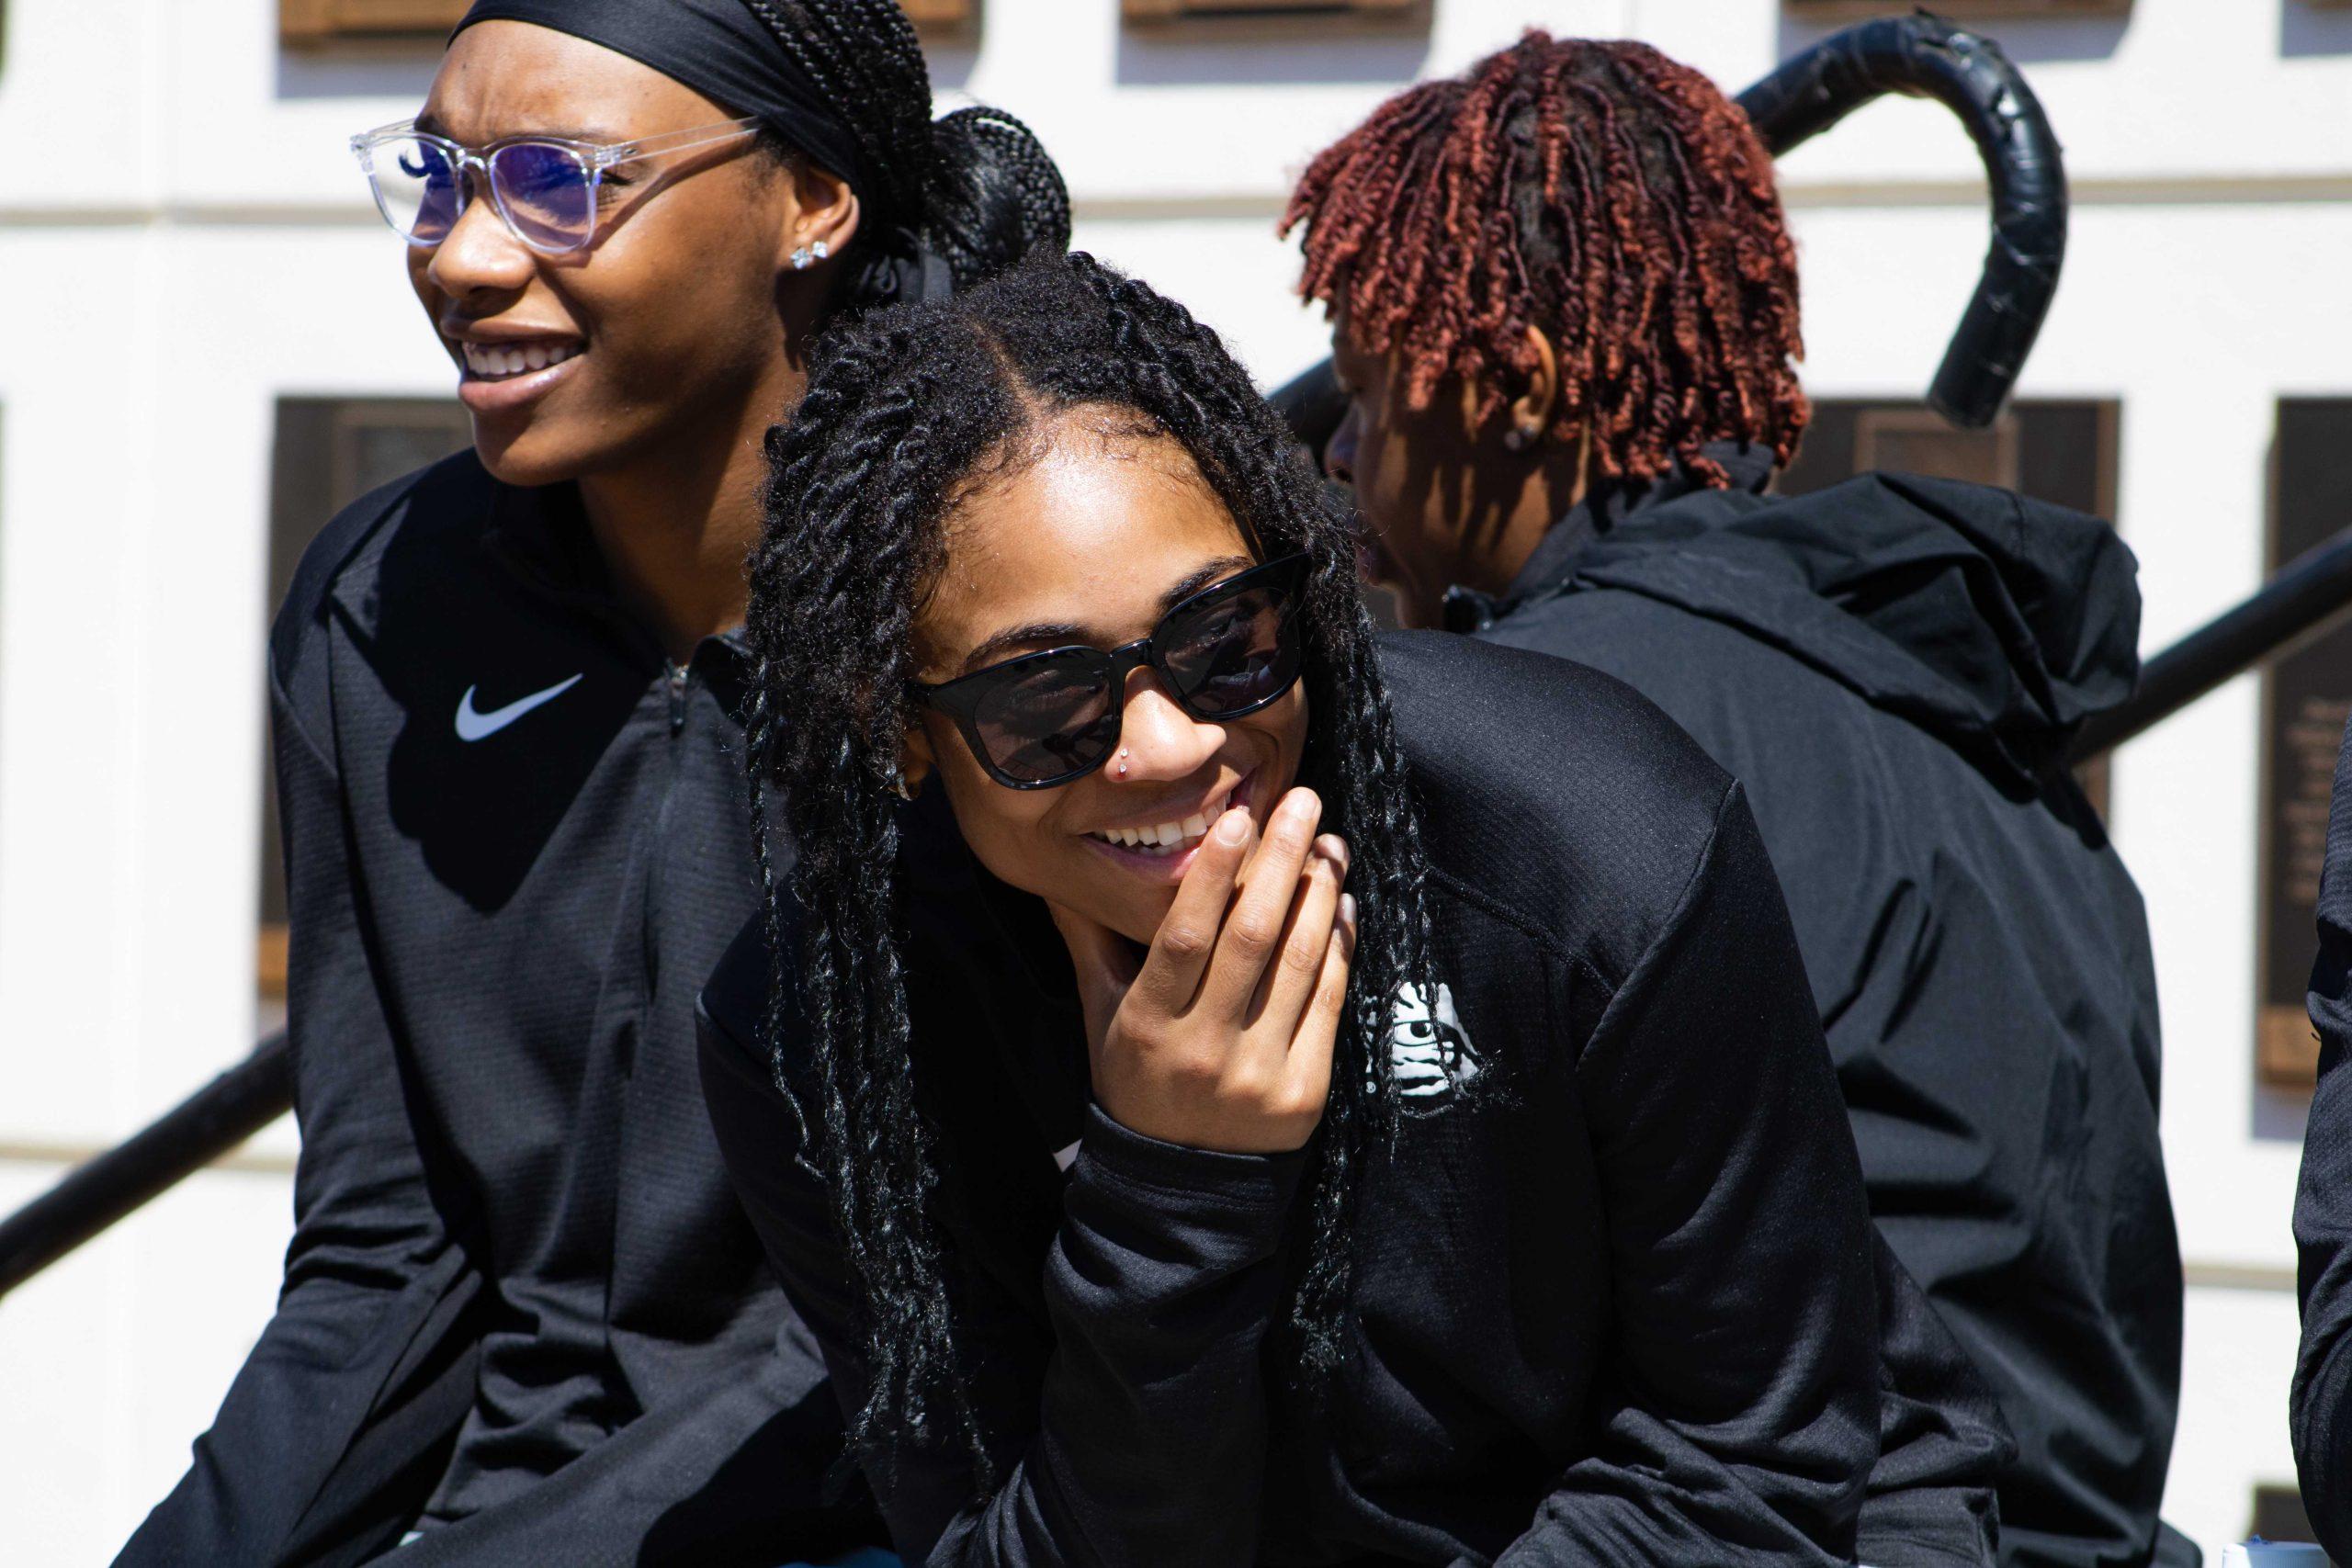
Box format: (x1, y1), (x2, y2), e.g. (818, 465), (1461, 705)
(1116, 746), (1131, 778)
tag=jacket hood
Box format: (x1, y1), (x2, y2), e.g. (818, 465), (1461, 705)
(1512, 453), (2142, 789)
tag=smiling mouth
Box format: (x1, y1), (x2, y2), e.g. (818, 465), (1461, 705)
(1085, 779), (1240, 857)
(459, 340), (582, 379)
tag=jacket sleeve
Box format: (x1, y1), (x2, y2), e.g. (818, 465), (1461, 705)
(699, 992), (1305, 1568)
(1855, 1234), (2008, 1568)
(2295, 712), (2352, 1566)
(119, 647), (471, 1566)
(1497, 784), (1880, 1565)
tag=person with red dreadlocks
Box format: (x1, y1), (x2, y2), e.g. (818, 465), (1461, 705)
(1288, 32), (2188, 1568)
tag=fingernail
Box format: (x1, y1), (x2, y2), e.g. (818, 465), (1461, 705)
(1283, 788), (1317, 824)
(1216, 807), (1250, 844)
(1339, 893), (1358, 928)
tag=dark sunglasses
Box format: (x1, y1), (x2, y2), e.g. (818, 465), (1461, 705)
(911, 554), (1311, 790)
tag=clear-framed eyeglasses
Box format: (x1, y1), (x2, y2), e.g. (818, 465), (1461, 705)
(349, 116), (763, 256)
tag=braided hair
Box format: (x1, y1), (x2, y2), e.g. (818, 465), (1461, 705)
(1284, 31), (1806, 490)
(737, 0), (1071, 308)
(741, 251), (1434, 1483)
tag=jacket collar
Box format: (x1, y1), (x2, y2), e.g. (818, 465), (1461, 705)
(1441, 442), (1775, 634)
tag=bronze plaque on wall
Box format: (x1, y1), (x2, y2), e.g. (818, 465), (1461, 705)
(2259, 400), (2352, 1089)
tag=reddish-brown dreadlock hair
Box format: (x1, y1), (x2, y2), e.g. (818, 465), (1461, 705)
(1284, 32), (1807, 490)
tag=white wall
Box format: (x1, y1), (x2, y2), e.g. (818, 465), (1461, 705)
(0, 0), (2342, 1558)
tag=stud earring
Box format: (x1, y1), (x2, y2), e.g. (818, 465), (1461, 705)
(790, 246), (813, 271)
(811, 240), (830, 261)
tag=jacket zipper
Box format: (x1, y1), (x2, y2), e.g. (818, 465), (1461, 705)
(666, 660), (689, 734)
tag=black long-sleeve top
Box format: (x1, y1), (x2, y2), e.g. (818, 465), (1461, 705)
(119, 453), (872, 1567)
(2293, 710), (2352, 1561)
(700, 631), (1887, 1566)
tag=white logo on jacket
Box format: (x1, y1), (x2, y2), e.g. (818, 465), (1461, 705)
(1384, 981), (1477, 1101)
(454, 674), (583, 741)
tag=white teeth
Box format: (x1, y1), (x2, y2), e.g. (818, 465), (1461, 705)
(461, 340), (580, 378)
(1091, 793), (1233, 856)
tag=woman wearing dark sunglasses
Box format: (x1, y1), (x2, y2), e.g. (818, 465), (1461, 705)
(697, 251), (1890, 1564)
(119, 5), (1064, 1566)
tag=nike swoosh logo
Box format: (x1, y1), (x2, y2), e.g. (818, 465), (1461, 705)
(455, 674), (583, 741)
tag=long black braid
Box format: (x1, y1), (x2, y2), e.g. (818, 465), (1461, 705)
(736, 0), (1071, 308)
(741, 251), (1435, 1486)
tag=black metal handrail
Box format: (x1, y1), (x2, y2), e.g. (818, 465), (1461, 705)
(2071, 526), (2352, 764)
(0, 1033), (291, 1297)
(1272, 10), (2068, 455)
(1736, 10), (2065, 430)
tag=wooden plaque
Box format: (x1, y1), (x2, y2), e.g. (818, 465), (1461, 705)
(1853, 407), (2022, 492)
(2257, 401), (2352, 1090)
(1123, 0), (1420, 18)
(900, 0), (978, 29)
(1783, 0), (2132, 18)
(281, 0), (467, 43)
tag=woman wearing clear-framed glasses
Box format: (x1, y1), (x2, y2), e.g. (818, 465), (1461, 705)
(117, 4), (1066, 1566)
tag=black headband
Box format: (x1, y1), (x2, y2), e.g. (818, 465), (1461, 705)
(452, 0), (956, 303)
(454, 0), (870, 206)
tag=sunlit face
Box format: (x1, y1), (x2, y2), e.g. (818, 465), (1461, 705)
(907, 416), (1311, 945)
(410, 22), (840, 484)
(1325, 326), (1487, 628)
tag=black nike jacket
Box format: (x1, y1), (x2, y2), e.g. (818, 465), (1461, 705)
(119, 453), (876, 1567)
(700, 631), (1976, 1567)
(1454, 451), (2188, 1568)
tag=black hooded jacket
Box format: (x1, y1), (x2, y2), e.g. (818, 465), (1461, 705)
(1454, 451), (2187, 1568)
(700, 631), (2002, 1567)
(119, 454), (873, 1568)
